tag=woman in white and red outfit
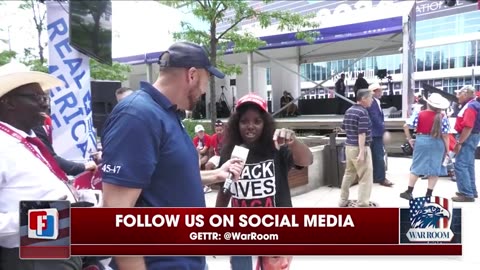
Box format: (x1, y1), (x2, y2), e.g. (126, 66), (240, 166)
(400, 93), (451, 200)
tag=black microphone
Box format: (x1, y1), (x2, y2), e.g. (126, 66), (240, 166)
(222, 145), (249, 194)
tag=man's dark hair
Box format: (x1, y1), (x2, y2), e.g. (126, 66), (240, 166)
(221, 103), (276, 161)
(356, 88), (371, 101)
(115, 87), (132, 96)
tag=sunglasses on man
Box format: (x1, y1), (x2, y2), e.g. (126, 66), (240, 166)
(11, 93), (49, 103)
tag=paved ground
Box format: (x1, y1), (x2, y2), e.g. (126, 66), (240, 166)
(204, 157), (480, 268)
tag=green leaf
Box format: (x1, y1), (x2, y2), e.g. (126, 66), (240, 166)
(89, 58), (132, 81)
(155, 0), (321, 124)
(161, 0), (320, 74)
(0, 50), (17, 66)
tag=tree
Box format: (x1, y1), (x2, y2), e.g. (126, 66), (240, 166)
(21, 47), (48, 73)
(89, 59), (132, 81)
(19, 0), (47, 64)
(160, 0), (319, 128)
(0, 50), (16, 66)
(19, 48), (131, 81)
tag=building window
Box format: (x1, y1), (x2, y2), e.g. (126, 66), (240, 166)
(424, 50), (432, 71)
(416, 48), (424, 72)
(467, 41), (476, 67)
(416, 11), (480, 41)
(477, 40), (480, 67)
(440, 46), (449, 70)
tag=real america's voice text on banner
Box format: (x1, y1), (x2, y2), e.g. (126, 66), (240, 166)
(66, 208), (461, 256)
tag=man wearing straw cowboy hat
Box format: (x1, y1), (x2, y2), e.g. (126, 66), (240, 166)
(0, 62), (82, 269)
(367, 82), (394, 187)
(400, 93), (451, 200)
(451, 85), (480, 202)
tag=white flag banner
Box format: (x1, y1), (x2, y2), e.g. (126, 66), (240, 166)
(46, 1), (97, 161)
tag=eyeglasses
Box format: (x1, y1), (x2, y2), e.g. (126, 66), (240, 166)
(11, 93), (49, 103)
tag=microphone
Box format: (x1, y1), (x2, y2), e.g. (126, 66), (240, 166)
(222, 145), (249, 194)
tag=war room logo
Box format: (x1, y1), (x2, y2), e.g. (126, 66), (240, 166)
(406, 196), (454, 242)
(230, 159), (276, 207)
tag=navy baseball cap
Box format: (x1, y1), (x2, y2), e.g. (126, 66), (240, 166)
(158, 42), (225, 79)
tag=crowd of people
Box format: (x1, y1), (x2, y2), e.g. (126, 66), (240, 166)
(339, 82), (480, 207)
(1, 39), (479, 270)
(0, 41), (312, 270)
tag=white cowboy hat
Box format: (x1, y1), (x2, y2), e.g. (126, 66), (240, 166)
(368, 82), (382, 92)
(426, 93), (450, 110)
(0, 62), (63, 98)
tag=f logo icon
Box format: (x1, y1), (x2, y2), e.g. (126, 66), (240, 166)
(27, 209), (59, 240)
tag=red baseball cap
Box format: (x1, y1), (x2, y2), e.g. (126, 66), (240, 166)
(236, 93), (267, 112)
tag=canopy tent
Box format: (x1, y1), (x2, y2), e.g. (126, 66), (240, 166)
(114, 0), (416, 117)
(113, 16), (403, 66)
(221, 17), (403, 66)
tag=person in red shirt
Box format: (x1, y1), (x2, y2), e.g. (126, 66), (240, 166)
(451, 85), (480, 202)
(192, 124), (211, 168)
(192, 124), (212, 193)
(205, 120), (225, 170)
(400, 93), (451, 200)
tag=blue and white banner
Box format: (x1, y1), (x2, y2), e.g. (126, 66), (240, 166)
(46, 1), (97, 161)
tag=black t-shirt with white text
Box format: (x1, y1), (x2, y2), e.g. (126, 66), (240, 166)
(220, 146), (294, 207)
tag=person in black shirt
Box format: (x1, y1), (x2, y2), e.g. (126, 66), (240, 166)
(354, 72), (369, 98)
(215, 93), (313, 270)
(335, 74), (348, 114)
(32, 123), (97, 176)
(279, 91), (299, 117)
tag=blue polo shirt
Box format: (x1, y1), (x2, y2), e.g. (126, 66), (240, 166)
(101, 81), (206, 270)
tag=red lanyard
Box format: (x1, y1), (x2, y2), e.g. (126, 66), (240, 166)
(0, 122), (66, 183)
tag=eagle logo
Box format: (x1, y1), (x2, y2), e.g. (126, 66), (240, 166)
(406, 196), (454, 242)
(410, 202), (450, 229)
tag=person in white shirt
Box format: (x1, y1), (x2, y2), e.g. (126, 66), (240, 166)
(0, 63), (82, 270)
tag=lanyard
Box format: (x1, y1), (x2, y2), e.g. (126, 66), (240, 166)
(0, 122), (79, 201)
(0, 122), (66, 183)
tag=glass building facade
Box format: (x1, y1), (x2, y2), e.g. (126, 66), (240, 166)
(266, 10), (480, 94)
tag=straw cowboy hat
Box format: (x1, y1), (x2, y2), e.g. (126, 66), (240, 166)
(368, 82), (382, 92)
(425, 93), (450, 110)
(0, 62), (63, 98)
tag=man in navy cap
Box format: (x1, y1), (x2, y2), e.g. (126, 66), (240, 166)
(100, 42), (244, 270)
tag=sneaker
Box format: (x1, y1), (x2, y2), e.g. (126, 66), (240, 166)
(452, 194), (475, 202)
(400, 191), (413, 200)
(455, 192), (478, 199)
(338, 199), (349, 207)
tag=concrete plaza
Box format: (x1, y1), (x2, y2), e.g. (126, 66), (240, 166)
(204, 157), (480, 268)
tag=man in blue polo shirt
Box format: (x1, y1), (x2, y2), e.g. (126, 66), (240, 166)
(100, 42), (244, 270)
